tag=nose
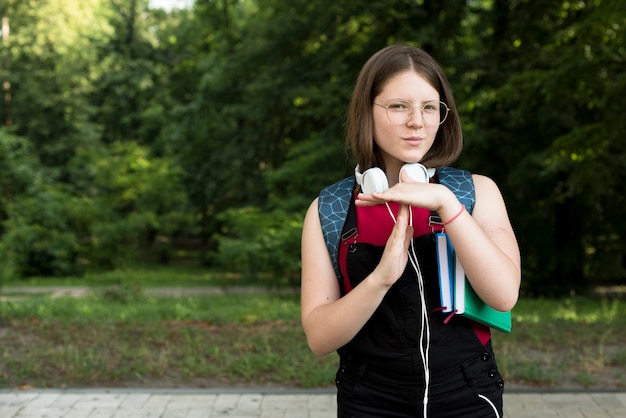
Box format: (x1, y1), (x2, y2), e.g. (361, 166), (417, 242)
(407, 107), (424, 127)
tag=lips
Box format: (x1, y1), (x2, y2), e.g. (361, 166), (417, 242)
(403, 136), (424, 144)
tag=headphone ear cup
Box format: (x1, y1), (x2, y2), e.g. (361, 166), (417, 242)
(361, 167), (388, 194)
(400, 163), (429, 184)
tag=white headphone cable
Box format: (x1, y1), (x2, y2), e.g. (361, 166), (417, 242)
(478, 394), (501, 418)
(387, 202), (430, 417)
(408, 238), (430, 418)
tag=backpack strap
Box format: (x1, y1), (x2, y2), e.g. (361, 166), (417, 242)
(437, 167), (476, 214)
(317, 167), (475, 280)
(318, 176), (356, 280)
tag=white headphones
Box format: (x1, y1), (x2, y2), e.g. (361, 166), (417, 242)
(354, 163), (433, 194)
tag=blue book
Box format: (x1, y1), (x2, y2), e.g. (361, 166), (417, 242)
(436, 233), (454, 313)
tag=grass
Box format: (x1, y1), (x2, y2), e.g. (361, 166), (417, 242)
(0, 289), (336, 389)
(1, 264), (242, 288)
(1, 268), (625, 390)
(492, 296), (626, 388)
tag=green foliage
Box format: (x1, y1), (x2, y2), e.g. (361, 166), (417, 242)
(1, 0), (107, 167)
(0, 131), (41, 220)
(97, 282), (146, 304)
(0, 186), (90, 278)
(0, 139), (191, 279)
(265, 133), (350, 212)
(76, 141), (192, 267)
(0, 0), (624, 294)
(460, 0), (626, 294)
(213, 207), (303, 285)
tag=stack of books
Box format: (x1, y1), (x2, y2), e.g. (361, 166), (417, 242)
(436, 233), (512, 333)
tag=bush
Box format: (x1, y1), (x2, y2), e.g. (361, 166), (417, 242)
(0, 141), (194, 279)
(0, 187), (89, 278)
(213, 207), (303, 286)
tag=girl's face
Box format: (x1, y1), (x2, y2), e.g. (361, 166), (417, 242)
(372, 70), (441, 182)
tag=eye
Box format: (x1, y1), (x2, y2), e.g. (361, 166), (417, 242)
(423, 102), (439, 113)
(387, 101), (411, 111)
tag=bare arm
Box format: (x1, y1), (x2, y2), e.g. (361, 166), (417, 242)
(300, 198), (413, 356)
(442, 174), (520, 312)
(355, 172), (520, 312)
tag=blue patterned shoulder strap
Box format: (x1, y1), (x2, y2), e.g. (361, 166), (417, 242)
(317, 167), (474, 280)
(437, 167), (475, 214)
(318, 176), (355, 280)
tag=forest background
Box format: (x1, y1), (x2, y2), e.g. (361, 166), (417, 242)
(0, 0), (624, 296)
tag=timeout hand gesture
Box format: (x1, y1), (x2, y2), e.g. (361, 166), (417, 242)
(373, 203), (414, 288)
(355, 170), (456, 214)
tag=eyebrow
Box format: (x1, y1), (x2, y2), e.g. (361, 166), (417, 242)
(385, 98), (440, 104)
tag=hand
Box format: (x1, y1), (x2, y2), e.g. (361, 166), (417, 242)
(356, 170), (454, 212)
(372, 204), (414, 287)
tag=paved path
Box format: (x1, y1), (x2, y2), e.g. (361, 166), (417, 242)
(0, 286), (298, 302)
(1, 388), (625, 417)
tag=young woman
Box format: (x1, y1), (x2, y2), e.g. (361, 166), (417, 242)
(301, 45), (521, 417)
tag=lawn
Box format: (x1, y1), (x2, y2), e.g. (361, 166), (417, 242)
(1, 268), (625, 390)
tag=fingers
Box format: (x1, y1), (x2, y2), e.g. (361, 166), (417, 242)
(376, 204), (413, 287)
(354, 192), (384, 207)
(356, 181), (447, 212)
(399, 169), (417, 184)
(355, 186), (416, 206)
(397, 204), (414, 245)
(390, 204), (413, 250)
(396, 203), (409, 227)
(355, 180), (425, 207)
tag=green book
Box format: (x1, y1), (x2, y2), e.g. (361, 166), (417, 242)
(453, 251), (512, 333)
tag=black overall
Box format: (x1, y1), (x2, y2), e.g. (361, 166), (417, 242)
(335, 200), (504, 418)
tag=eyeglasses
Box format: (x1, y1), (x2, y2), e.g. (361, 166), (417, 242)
(374, 100), (449, 126)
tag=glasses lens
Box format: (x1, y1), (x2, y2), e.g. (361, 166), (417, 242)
(385, 101), (412, 124)
(422, 101), (447, 126)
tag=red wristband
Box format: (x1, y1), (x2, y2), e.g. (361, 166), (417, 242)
(442, 204), (465, 225)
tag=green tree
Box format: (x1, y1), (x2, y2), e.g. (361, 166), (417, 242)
(0, 0), (194, 278)
(91, 0), (177, 147)
(0, 131), (40, 231)
(462, 0), (625, 294)
(2, 0), (623, 291)
(0, 0), (106, 168)
(71, 141), (192, 267)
